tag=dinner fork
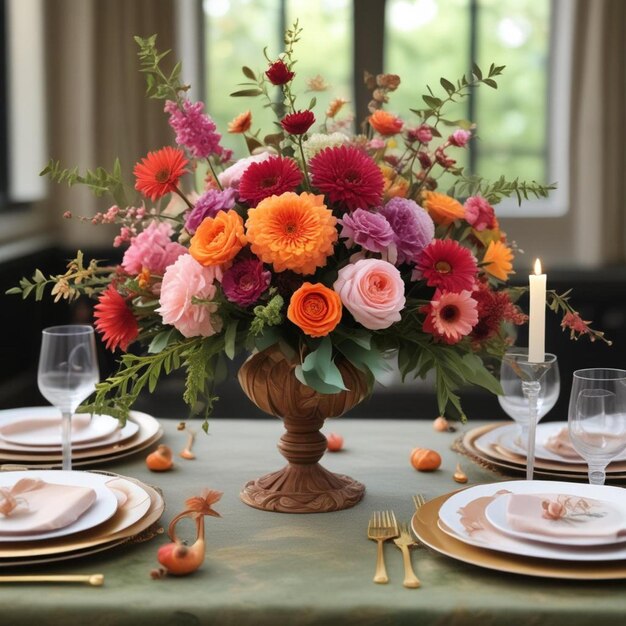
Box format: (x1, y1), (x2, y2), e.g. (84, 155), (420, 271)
(367, 510), (399, 584)
(412, 494), (426, 511)
(393, 523), (420, 588)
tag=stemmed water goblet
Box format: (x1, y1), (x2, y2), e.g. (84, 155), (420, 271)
(568, 368), (626, 485)
(498, 347), (559, 479)
(37, 325), (100, 471)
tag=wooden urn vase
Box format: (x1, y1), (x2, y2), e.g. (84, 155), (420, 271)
(237, 346), (370, 513)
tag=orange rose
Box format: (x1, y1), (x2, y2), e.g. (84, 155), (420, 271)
(369, 110), (403, 136)
(422, 191), (465, 226)
(287, 283), (342, 338)
(190, 210), (247, 267)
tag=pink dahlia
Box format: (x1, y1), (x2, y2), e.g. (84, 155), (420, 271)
(221, 258), (271, 307)
(422, 290), (478, 345)
(464, 195), (496, 231)
(238, 156), (303, 207)
(309, 145), (384, 211)
(156, 254), (222, 338)
(121, 222), (187, 276)
(93, 286), (139, 352)
(414, 239), (478, 292)
(339, 208), (395, 254)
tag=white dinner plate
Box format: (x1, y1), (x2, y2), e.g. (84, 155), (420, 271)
(484, 490), (626, 547)
(0, 410), (119, 446)
(438, 480), (626, 561)
(0, 470), (119, 542)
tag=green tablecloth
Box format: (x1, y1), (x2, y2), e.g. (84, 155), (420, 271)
(2, 418), (625, 626)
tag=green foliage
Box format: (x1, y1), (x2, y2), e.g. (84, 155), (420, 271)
(249, 293), (284, 336)
(294, 336), (348, 395)
(448, 173), (556, 205)
(40, 158), (129, 207)
(134, 35), (187, 102)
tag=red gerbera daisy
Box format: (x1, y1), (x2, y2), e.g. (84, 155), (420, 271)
(415, 239), (478, 292)
(93, 285), (139, 352)
(238, 156), (303, 207)
(309, 145), (384, 211)
(281, 110), (315, 135)
(134, 146), (188, 201)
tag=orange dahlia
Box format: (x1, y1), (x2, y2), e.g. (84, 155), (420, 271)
(245, 192), (337, 275)
(482, 240), (514, 281)
(287, 282), (342, 337)
(134, 146), (188, 201)
(228, 111), (252, 134)
(369, 110), (403, 136)
(189, 210), (247, 267)
(422, 191), (466, 226)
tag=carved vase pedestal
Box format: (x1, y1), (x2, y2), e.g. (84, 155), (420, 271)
(238, 346), (370, 513)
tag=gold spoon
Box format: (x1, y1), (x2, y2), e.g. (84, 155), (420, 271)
(0, 574), (104, 586)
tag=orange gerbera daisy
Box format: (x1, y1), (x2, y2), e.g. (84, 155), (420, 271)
(380, 164), (409, 199)
(483, 240), (514, 281)
(287, 282), (342, 337)
(134, 146), (188, 201)
(369, 110), (403, 136)
(422, 191), (465, 226)
(189, 210), (247, 267)
(228, 111), (252, 134)
(245, 192), (337, 275)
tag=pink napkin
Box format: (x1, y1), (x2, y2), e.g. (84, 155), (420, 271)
(543, 428), (581, 459)
(505, 493), (624, 539)
(0, 478), (96, 535)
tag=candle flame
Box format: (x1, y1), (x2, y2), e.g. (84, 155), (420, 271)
(534, 258), (542, 275)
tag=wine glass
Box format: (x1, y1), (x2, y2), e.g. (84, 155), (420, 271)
(37, 325), (99, 470)
(568, 368), (626, 485)
(498, 347), (560, 447)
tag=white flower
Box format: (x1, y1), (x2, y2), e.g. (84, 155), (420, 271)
(302, 132), (349, 160)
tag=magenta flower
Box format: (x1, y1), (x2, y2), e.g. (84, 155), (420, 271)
(121, 222), (187, 276)
(339, 209), (395, 254)
(464, 195), (496, 231)
(449, 129), (472, 147)
(164, 99), (226, 159)
(185, 188), (237, 234)
(380, 198), (434, 265)
(221, 258), (271, 307)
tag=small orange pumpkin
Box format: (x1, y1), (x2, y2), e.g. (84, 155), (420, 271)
(146, 445), (174, 472)
(410, 447), (441, 472)
(326, 432), (344, 452)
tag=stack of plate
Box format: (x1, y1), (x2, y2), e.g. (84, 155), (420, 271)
(0, 469), (164, 566)
(460, 421), (626, 481)
(412, 480), (626, 580)
(0, 407), (163, 468)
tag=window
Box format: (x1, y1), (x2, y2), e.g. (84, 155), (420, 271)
(202, 0), (570, 216)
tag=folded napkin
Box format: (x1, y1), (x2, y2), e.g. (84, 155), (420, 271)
(505, 493), (624, 539)
(0, 478), (96, 535)
(543, 428), (582, 459)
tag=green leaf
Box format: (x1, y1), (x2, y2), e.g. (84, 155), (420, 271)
(472, 63), (483, 80)
(335, 340), (391, 382)
(422, 94), (442, 109)
(148, 329), (177, 354)
(242, 66), (256, 80)
(483, 78), (498, 89)
(254, 327), (280, 352)
(299, 337), (348, 393)
(224, 320), (238, 360)
(440, 77), (455, 94)
(294, 365), (345, 395)
(230, 88), (263, 97)
(308, 97), (317, 110)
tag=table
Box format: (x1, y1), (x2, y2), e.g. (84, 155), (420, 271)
(3, 418), (625, 625)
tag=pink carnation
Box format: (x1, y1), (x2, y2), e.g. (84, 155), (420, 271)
(217, 152), (274, 189)
(334, 258), (405, 330)
(449, 129), (472, 147)
(156, 254), (223, 338)
(464, 195), (496, 231)
(121, 222), (187, 276)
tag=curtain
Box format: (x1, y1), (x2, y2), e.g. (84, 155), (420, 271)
(44, 0), (177, 248)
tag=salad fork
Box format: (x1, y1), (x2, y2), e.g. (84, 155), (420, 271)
(367, 510), (398, 584)
(393, 523), (420, 588)
(412, 494), (426, 511)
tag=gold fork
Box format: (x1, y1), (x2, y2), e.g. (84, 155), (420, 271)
(393, 523), (420, 588)
(412, 494), (426, 511)
(367, 510), (399, 584)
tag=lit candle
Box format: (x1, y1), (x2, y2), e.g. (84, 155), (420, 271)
(528, 258), (546, 363)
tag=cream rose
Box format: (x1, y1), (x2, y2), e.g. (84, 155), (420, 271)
(334, 259), (405, 330)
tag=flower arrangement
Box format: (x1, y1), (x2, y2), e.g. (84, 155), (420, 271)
(10, 23), (608, 429)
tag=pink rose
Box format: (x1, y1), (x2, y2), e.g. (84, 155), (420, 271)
(334, 258), (405, 330)
(156, 254), (223, 338)
(217, 151), (274, 189)
(449, 129), (472, 147)
(464, 195), (496, 231)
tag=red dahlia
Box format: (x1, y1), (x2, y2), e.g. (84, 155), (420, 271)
(93, 285), (139, 352)
(309, 145), (384, 211)
(470, 280), (526, 343)
(265, 60), (295, 85)
(416, 239), (478, 292)
(134, 146), (188, 201)
(238, 156), (303, 207)
(281, 110), (315, 135)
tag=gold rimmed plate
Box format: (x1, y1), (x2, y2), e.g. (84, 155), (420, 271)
(412, 491), (626, 580)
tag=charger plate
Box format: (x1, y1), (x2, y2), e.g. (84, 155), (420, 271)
(411, 490), (626, 580)
(0, 410), (163, 468)
(0, 473), (164, 565)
